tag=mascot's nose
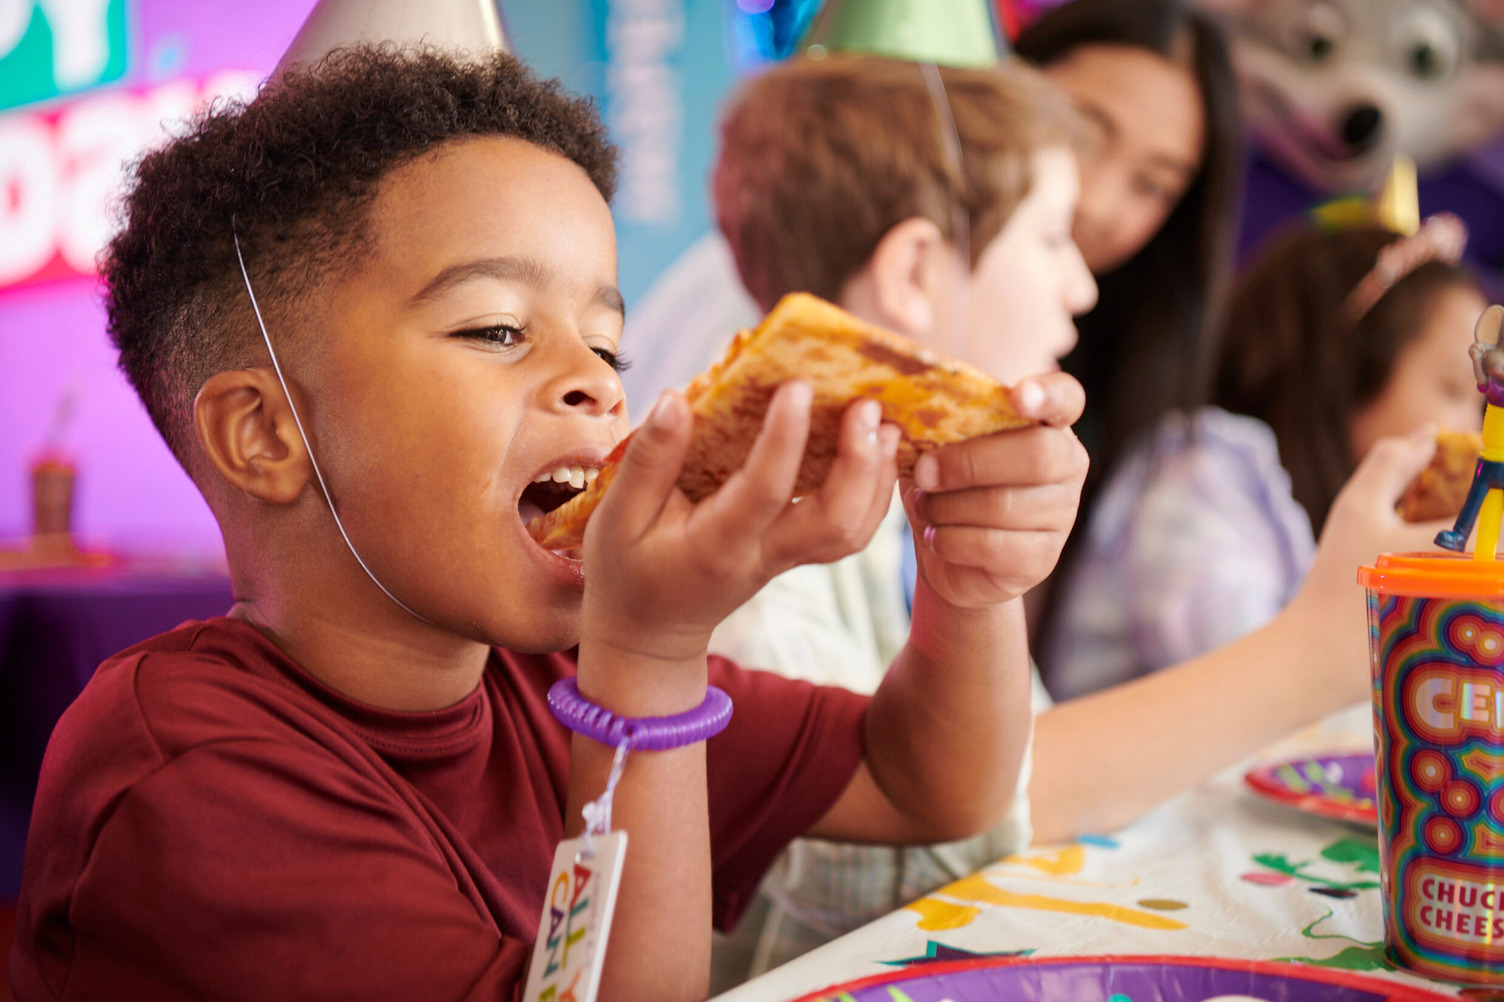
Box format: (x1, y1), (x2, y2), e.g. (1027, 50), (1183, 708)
(1340, 104), (1383, 154)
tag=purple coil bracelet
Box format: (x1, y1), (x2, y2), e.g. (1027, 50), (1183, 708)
(547, 677), (733, 751)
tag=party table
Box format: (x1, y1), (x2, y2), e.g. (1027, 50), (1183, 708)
(714, 708), (1472, 1001)
(0, 557), (234, 897)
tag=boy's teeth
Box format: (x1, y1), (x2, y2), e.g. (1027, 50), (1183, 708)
(533, 464), (599, 486)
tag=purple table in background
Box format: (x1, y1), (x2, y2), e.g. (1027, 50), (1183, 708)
(0, 562), (234, 899)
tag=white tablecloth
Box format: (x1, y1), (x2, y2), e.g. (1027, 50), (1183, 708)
(715, 707), (1465, 1001)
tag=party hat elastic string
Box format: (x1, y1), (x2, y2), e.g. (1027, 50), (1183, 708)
(918, 59), (973, 364)
(796, 0), (995, 366)
(232, 227), (433, 625)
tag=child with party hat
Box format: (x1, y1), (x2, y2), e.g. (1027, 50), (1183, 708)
(7, 8), (1087, 1002)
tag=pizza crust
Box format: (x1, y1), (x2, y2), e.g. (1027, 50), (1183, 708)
(1396, 428), (1483, 523)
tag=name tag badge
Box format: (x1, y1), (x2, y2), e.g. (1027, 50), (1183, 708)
(523, 831), (627, 1002)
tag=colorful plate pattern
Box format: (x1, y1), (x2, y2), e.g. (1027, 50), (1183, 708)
(1245, 753), (1378, 827)
(791, 954), (1455, 1002)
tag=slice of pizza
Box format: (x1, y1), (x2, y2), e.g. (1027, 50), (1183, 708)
(527, 291), (1033, 550)
(1396, 428), (1483, 522)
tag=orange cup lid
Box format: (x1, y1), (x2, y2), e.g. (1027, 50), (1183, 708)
(1358, 551), (1504, 599)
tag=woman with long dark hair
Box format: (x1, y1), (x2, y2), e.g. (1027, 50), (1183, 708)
(1014, 0), (1247, 681)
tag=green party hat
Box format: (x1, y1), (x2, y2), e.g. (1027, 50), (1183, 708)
(801, 0), (1002, 68)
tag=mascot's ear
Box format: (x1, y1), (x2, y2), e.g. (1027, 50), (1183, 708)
(1450, 62), (1504, 152)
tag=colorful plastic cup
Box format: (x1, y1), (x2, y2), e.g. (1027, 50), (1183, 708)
(1359, 552), (1504, 983)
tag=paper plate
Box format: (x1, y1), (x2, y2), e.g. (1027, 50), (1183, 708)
(790, 954), (1455, 1002)
(1244, 752), (1378, 827)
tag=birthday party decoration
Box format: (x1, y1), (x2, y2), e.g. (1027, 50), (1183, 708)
(799, 0), (1002, 68)
(903, 844), (1191, 935)
(277, 0), (509, 75)
(1244, 754), (1378, 827)
(1273, 910), (1389, 973)
(789, 954), (1456, 1002)
(880, 942), (1032, 968)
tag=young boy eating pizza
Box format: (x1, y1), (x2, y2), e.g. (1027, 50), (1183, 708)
(9, 47), (1087, 1002)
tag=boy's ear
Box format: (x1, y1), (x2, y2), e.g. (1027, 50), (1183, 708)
(194, 368), (315, 504)
(853, 216), (951, 338)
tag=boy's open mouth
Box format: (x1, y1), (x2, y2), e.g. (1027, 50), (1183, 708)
(518, 464), (599, 539)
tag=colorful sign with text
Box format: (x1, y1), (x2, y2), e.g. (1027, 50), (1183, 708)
(0, 0), (257, 291)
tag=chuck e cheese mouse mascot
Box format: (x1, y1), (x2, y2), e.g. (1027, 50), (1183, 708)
(1191, 0), (1504, 280)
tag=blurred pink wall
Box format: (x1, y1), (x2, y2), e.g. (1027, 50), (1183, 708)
(0, 0), (313, 555)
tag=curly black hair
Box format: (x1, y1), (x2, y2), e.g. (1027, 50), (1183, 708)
(104, 45), (618, 470)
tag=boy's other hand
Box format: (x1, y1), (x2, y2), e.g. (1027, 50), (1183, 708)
(581, 382), (900, 669)
(905, 372), (1088, 609)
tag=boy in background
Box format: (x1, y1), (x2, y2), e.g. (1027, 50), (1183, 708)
(707, 52), (1441, 979)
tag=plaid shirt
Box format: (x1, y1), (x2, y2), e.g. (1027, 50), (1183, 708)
(1044, 407), (1317, 701)
(708, 502), (1049, 980)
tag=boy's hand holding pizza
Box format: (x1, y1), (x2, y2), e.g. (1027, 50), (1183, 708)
(581, 381), (900, 673)
(551, 295), (1087, 851)
(811, 370), (1086, 847)
(537, 294), (1086, 645)
(904, 371), (1088, 611)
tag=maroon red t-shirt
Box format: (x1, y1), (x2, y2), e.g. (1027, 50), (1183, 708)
(11, 617), (869, 1001)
